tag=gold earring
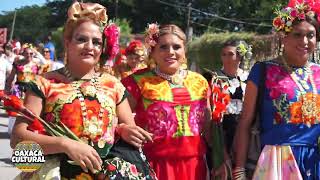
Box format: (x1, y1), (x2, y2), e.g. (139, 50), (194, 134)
(63, 51), (68, 65)
(148, 58), (156, 69)
(180, 57), (188, 70)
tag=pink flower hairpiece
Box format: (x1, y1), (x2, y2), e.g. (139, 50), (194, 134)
(145, 23), (160, 51)
(104, 23), (120, 67)
(273, 1), (320, 32)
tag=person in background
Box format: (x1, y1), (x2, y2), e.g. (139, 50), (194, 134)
(2, 42), (16, 65)
(0, 47), (12, 91)
(211, 40), (251, 156)
(115, 40), (147, 79)
(39, 47), (61, 73)
(44, 34), (55, 61)
(5, 46), (40, 96)
(234, 1), (320, 179)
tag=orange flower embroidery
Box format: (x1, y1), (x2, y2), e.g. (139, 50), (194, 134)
(289, 101), (303, 124)
(289, 92), (320, 125)
(75, 173), (93, 180)
(138, 76), (172, 101)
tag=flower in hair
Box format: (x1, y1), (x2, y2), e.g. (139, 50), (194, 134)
(236, 41), (252, 60)
(145, 23), (160, 51)
(273, 1), (319, 32)
(104, 23), (120, 67)
(125, 40), (145, 56)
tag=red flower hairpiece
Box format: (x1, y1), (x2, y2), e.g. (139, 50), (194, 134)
(125, 40), (145, 56)
(104, 23), (120, 67)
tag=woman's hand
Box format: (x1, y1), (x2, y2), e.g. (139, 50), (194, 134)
(61, 137), (103, 174)
(211, 162), (228, 180)
(117, 123), (153, 148)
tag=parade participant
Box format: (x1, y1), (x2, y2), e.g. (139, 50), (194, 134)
(10, 1), (155, 179)
(122, 23), (211, 180)
(234, 1), (320, 179)
(115, 40), (147, 79)
(211, 40), (251, 155)
(0, 44), (13, 91)
(5, 46), (40, 97)
(44, 35), (55, 61)
(3, 42), (16, 65)
(39, 48), (63, 73)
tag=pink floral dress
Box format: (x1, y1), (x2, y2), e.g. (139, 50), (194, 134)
(122, 68), (210, 180)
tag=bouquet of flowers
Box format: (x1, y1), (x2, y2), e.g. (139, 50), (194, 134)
(210, 76), (231, 178)
(0, 90), (79, 141)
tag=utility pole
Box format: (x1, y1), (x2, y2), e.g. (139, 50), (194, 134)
(9, 11), (17, 41)
(115, 0), (119, 19)
(186, 3), (193, 42)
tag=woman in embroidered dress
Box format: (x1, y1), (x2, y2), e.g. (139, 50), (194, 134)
(5, 46), (40, 97)
(209, 40), (251, 155)
(122, 24), (212, 180)
(10, 2), (155, 179)
(233, 1), (320, 180)
(114, 40), (147, 79)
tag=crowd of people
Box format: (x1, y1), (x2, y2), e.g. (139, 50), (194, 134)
(0, 0), (319, 179)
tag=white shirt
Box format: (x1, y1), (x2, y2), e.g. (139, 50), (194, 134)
(0, 56), (12, 90)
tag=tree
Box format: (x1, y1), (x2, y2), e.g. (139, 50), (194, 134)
(0, 5), (50, 43)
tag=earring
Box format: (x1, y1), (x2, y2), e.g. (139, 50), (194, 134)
(63, 51), (68, 65)
(180, 57), (188, 70)
(314, 42), (320, 64)
(148, 57), (156, 69)
(279, 44), (284, 56)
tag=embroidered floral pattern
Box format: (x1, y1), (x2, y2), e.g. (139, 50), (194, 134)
(27, 74), (125, 144)
(15, 61), (39, 83)
(145, 102), (178, 137)
(75, 173), (93, 180)
(266, 64), (296, 100)
(138, 75), (172, 101)
(184, 71), (209, 100)
(265, 62), (320, 126)
(103, 157), (145, 179)
(188, 100), (207, 135)
(125, 70), (208, 138)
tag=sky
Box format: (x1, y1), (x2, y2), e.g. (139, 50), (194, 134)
(0, 0), (46, 14)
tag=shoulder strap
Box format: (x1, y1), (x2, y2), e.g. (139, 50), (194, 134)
(252, 62), (266, 125)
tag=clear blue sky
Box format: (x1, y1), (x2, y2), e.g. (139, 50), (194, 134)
(0, 0), (46, 13)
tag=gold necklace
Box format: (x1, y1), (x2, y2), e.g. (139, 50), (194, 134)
(280, 57), (318, 126)
(154, 67), (188, 85)
(71, 75), (108, 148)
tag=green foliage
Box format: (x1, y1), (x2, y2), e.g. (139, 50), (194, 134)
(0, 5), (50, 43)
(187, 32), (279, 71)
(113, 18), (133, 46)
(51, 27), (64, 59)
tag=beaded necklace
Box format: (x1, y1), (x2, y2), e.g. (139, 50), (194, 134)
(63, 67), (109, 148)
(280, 57), (318, 126)
(154, 66), (188, 85)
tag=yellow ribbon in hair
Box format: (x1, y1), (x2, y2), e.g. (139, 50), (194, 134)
(67, 1), (108, 25)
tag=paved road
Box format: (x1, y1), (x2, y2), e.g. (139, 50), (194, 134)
(0, 112), (21, 180)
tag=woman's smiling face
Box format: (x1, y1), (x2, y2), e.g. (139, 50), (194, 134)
(150, 34), (186, 75)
